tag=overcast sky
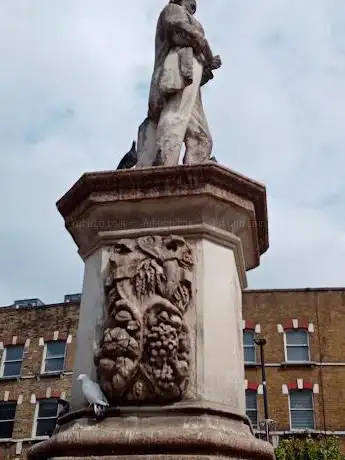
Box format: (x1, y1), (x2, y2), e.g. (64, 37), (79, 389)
(1, 0), (345, 306)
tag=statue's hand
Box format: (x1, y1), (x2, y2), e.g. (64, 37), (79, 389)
(211, 55), (222, 70)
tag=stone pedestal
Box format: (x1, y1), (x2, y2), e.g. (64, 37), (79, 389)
(27, 164), (274, 460)
(27, 407), (273, 459)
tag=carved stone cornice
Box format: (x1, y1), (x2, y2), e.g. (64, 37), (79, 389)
(56, 164), (269, 272)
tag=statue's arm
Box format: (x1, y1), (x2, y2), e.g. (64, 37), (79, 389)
(163, 5), (218, 69)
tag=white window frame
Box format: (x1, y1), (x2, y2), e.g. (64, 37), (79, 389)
(284, 329), (310, 363)
(41, 341), (66, 375)
(32, 399), (59, 439)
(245, 390), (258, 429)
(0, 401), (17, 440)
(0, 345), (24, 378)
(288, 390), (315, 431)
(243, 330), (256, 364)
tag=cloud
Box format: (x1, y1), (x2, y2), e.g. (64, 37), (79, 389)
(1, 0), (345, 306)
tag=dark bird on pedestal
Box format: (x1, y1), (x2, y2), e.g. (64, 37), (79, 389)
(116, 141), (137, 170)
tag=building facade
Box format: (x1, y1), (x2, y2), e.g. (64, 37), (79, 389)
(1, 288), (345, 458)
(0, 297), (79, 460)
(243, 288), (345, 450)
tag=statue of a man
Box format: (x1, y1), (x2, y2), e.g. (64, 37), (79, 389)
(136, 0), (222, 168)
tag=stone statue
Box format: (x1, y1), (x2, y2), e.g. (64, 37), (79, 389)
(131, 0), (222, 169)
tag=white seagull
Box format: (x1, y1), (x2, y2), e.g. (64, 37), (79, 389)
(77, 374), (109, 417)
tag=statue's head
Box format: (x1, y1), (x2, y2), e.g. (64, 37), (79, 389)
(170, 0), (197, 15)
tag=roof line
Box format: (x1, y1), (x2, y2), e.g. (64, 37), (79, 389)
(3, 286), (345, 309)
(244, 287), (345, 294)
(0, 302), (80, 311)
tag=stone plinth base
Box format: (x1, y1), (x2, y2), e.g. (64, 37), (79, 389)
(27, 408), (275, 460)
(55, 164), (269, 412)
(33, 457), (265, 460)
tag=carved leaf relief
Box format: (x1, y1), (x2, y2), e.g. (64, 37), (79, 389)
(94, 235), (193, 404)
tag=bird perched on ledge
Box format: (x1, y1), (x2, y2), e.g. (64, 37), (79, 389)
(77, 374), (109, 418)
(116, 141), (137, 170)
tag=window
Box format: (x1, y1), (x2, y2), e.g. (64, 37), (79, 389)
(0, 402), (16, 439)
(35, 399), (59, 437)
(243, 330), (256, 363)
(43, 341), (66, 374)
(0, 346), (24, 378)
(289, 390), (314, 430)
(245, 391), (258, 428)
(285, 330), (310, 362)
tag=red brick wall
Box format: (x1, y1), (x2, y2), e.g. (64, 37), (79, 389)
(243, 288), (345, 438)
(0, 303), (79, 459)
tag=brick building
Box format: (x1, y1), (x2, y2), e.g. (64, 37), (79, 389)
(243, 288), (345, 450)
(0, 296), (80, 460)
(1, 288), (345, 458)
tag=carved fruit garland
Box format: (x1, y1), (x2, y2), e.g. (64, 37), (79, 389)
(94, 235), (193, 404)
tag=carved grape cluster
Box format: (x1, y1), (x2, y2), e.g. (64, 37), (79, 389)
(144, 309), (189, 397)
(148, 322), (178, 359)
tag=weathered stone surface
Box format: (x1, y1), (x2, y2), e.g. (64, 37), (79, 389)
(49, 161), (274, 460)
(69, 238), (249, 413)
(27, 410), (275, 460)
(56, 163), (269, 272)
(136, 0), (222, 167)
(44, 457), (254, 460)
(95, 235), (194, 404)
(58, 164), (269, 412)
